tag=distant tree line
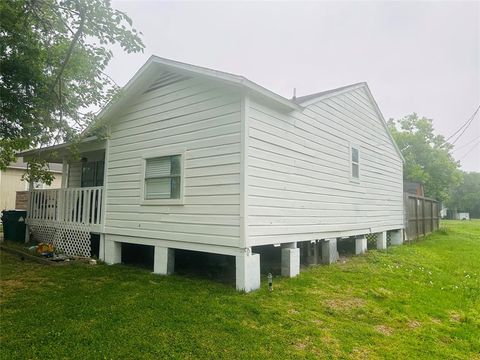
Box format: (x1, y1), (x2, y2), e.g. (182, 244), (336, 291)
(446, 172), (480, 219)
(388, 113), (479, 218)
(387, 113), (463, 203)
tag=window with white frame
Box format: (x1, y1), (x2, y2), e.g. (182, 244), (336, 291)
(351, 146), (360, 179)
(144, 155), (182, 200)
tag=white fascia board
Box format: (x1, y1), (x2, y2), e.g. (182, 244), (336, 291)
(93, 56), (159, 124)
(92, 56), (300, 129)
(296, 83), (367, 107)
(7, 166), (62, 173)
(17, 136), (102, 160)
(362, 85), (405, 163)
(147, 56), (301, 111)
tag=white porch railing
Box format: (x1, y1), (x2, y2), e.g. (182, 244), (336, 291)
(27, 186), (104, 229)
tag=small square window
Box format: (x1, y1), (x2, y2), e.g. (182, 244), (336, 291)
(144, 155), (182, 200)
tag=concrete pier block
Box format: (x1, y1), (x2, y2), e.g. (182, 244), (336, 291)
(99, 233), (105, 261)
(390, 229), (404, 245)
(307, 241), (320, 265)
(104, 240), (121, 264)
(236, 251), (260, 292)
(376, 231), (387, 250)
(153, 246), (175, 275)
(281, 242), (300, 277)
(355, 235), (367, 255)
(321, 238), (338, 265)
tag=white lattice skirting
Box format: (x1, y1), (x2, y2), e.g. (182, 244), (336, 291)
(28, 220), (91, 258)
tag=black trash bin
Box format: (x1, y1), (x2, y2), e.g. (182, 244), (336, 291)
(1, 210), (27, 242)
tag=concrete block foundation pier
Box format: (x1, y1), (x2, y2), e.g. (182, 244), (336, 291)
(102, 228), (405, 293)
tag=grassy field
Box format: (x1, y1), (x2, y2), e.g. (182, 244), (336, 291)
(1, 220), (479, 359)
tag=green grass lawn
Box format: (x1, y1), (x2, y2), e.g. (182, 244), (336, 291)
(1, 221), (479, 359)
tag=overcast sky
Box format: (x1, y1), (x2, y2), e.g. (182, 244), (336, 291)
(108, 1), (479, 171)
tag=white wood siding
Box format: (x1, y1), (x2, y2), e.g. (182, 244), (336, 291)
(247, 86), (404, 246)
(105, 78), (242, 249)
(68, 161), (81, 188)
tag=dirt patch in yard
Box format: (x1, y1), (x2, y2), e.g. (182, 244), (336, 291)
(350, 346), (380, 360)
(324, 297), (366, 311)
(0, 252), (46, 304)
(408, 320), (421, 329)
(293, 340), (309, 350)
(0, 272), (43, 304)
(374, 324), (394, 336)
(1, 279), (26, 295)
(449, 311), (463, 323)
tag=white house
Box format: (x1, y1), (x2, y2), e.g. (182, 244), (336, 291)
(19, 56), (405, 292)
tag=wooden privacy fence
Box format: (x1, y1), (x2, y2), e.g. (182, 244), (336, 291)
(404, 194), (440, 241)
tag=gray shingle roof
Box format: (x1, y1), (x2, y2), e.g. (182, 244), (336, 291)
(8, 158), (63, 172)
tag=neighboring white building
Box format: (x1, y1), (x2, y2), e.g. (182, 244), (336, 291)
(19, 56), (404, 292)
(0, 159), (62, 210)
(456, 213), (470, 220)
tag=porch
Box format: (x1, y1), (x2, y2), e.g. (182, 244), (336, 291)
(20, 137), (107, 258)
(27, 186), (104, 233)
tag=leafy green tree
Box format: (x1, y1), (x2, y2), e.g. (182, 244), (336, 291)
(0, 0), (144, 182)
(387, 113), (463, 202)
(447, 172), (480, 218)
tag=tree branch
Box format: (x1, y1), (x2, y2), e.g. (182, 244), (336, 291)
(49, 0), (85, 96)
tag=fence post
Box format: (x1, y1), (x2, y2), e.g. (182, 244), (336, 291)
(430, 200), (435, 232)
(423, 199), (426, 236)
(415, 198), (419, 239)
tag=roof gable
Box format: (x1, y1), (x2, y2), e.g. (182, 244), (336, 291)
(20, 56), (403, 164)
(294, 83), (404, 163)
(94, 56), (300, 127)
(293, 82), (367, 106)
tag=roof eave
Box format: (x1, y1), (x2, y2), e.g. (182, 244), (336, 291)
(147, 56), (301, 111)
(17, 136), (101, 162)
(92, 56), (300, 127)
(295, 82), (367, 107)
(362, 85), (406, 163)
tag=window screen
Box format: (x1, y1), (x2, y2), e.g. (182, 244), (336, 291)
(145, 155), (181, 199)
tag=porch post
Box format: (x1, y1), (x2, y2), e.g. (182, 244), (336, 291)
(61, 158), (68, 188)
(98, 233), (106, 261)
(57, 158), (68, 222)
(101, 138), (109, 233)
(25, 180), (34, 243)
